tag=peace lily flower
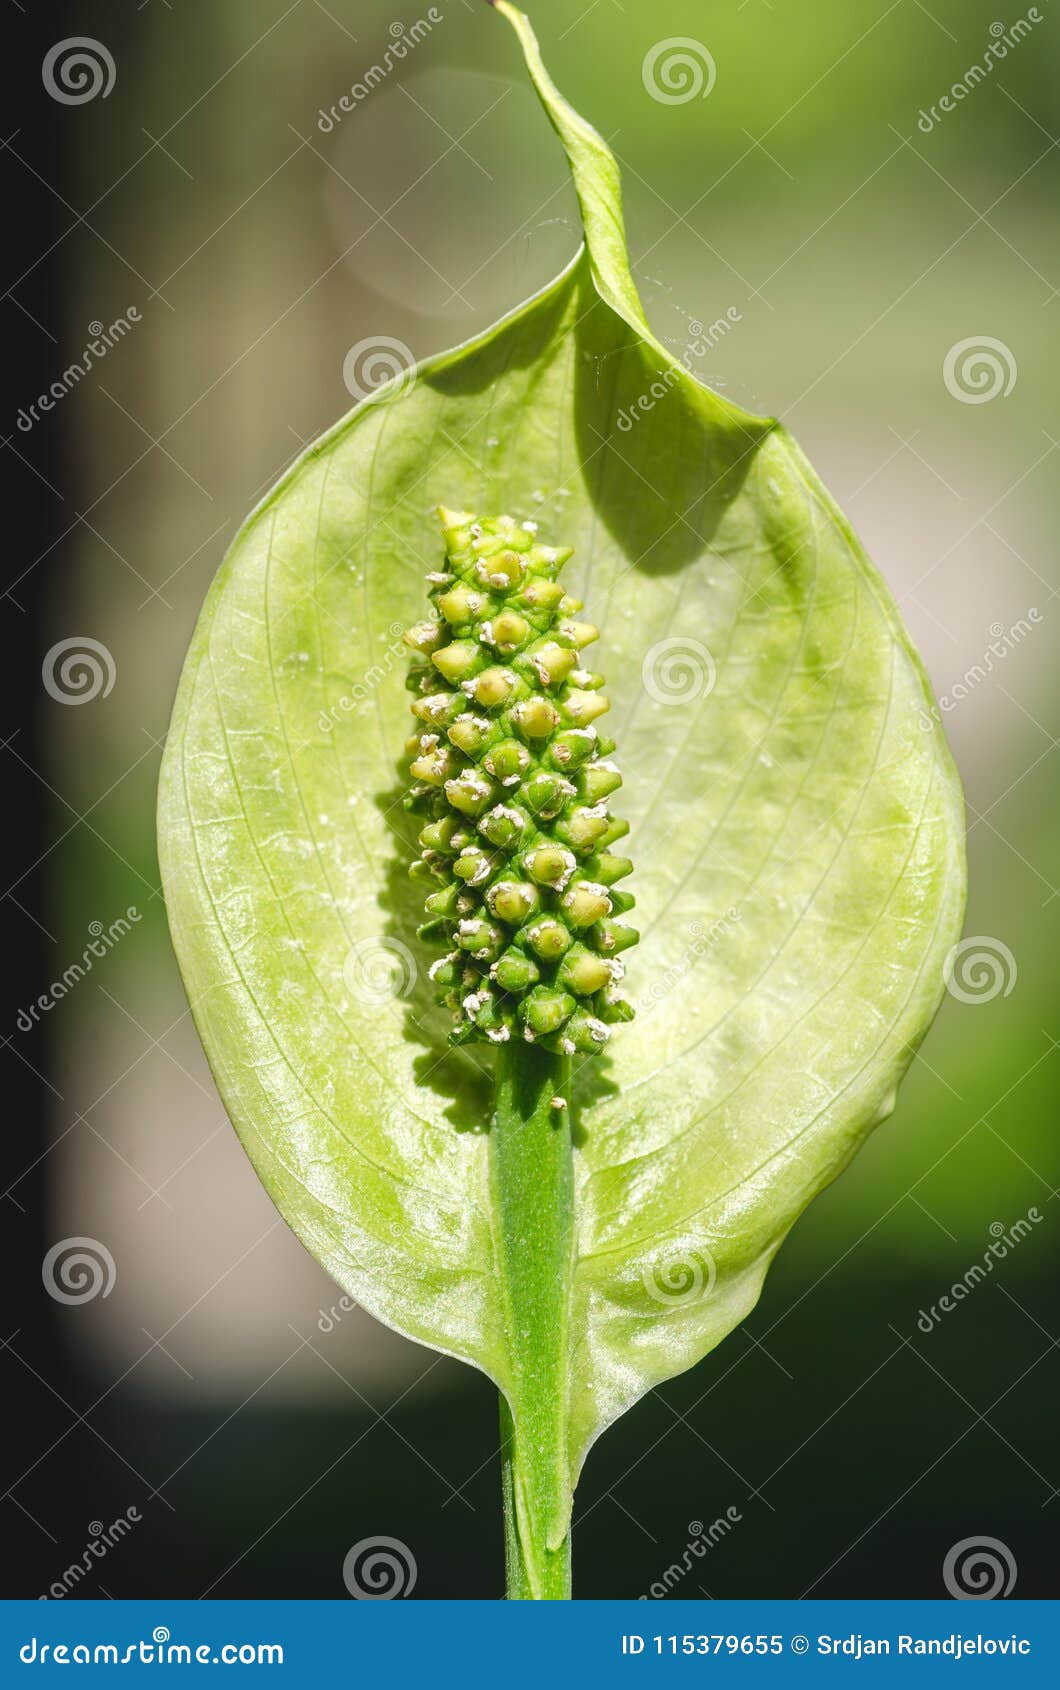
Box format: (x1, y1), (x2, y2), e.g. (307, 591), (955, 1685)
(158, 3), (965, 1599)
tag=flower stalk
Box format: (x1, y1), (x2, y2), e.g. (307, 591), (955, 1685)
(404, 509), (639, 1596)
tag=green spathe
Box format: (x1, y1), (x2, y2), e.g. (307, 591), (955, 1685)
(156, 1), (966, 1600)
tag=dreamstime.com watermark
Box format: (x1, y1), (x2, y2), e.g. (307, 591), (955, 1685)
(317, 11), (444, 132)
(343, 937), (417, 1009)
(642, 38), (717, 105)
(943, 336), (1017, 404)
(13, 909), (141, 1034)
(342, 1536), (417, 1598)
(636, 908), (741, 1015)
(638, 1510), (743, 1598)
(317, 1293), (358, 1334)
(641, 1245), (718, 1307)
(943, 1536), (1018, 1599)
(18, 1629), (283, 1666)
(642, 637), (718, 707)
(15, 310), (141, 433)
(616, 307), (743, 432)
(916, 1210), (1043, 1333)
(41, 1509), (142, 1600)
(318, 620), (408, 733)
(42, 37), (115, 105)
(342, 335), (417, 402)
(919, 612), (1041, 726)
(42, 637), (117, 705)
(943, 935), (1017, 1004)
(916, 12), (1045, 134)
(42, 1237), (117, 1306)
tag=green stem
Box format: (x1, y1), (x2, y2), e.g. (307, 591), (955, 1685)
(491, 1042), (575, 1600)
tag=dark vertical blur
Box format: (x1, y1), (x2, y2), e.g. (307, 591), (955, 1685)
(2, 0), (86, 1596)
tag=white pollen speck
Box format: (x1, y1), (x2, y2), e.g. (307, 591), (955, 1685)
(545, 848), (577, 890)
(522, 520), (539, 533)
(550, 1095), (566, 1110)
(579, 880), (611, 904)
(458, 850), (490, 886)
(486, 1026), (511, 1043)
(317, 813), (329, 825)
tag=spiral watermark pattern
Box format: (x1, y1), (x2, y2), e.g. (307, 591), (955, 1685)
(943, 936), (1016, 1004)
(342, 937), (417, 1008)
(642, 637), (716, 706)
(641, 1246), (717, 1306)
(943, 1536), (1017, 1599)
(642, 38), (717, 105)
(342, 1536), (417, 1599)
(42, 1237), (116, 1305)
(42, 38), (115, 105)
(42, 637), (116, 705)
(943, 336), (1017, 404)
(342, 336), (416, 402)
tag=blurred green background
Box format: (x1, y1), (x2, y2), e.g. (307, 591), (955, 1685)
(17, 0), (1058, 1598)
